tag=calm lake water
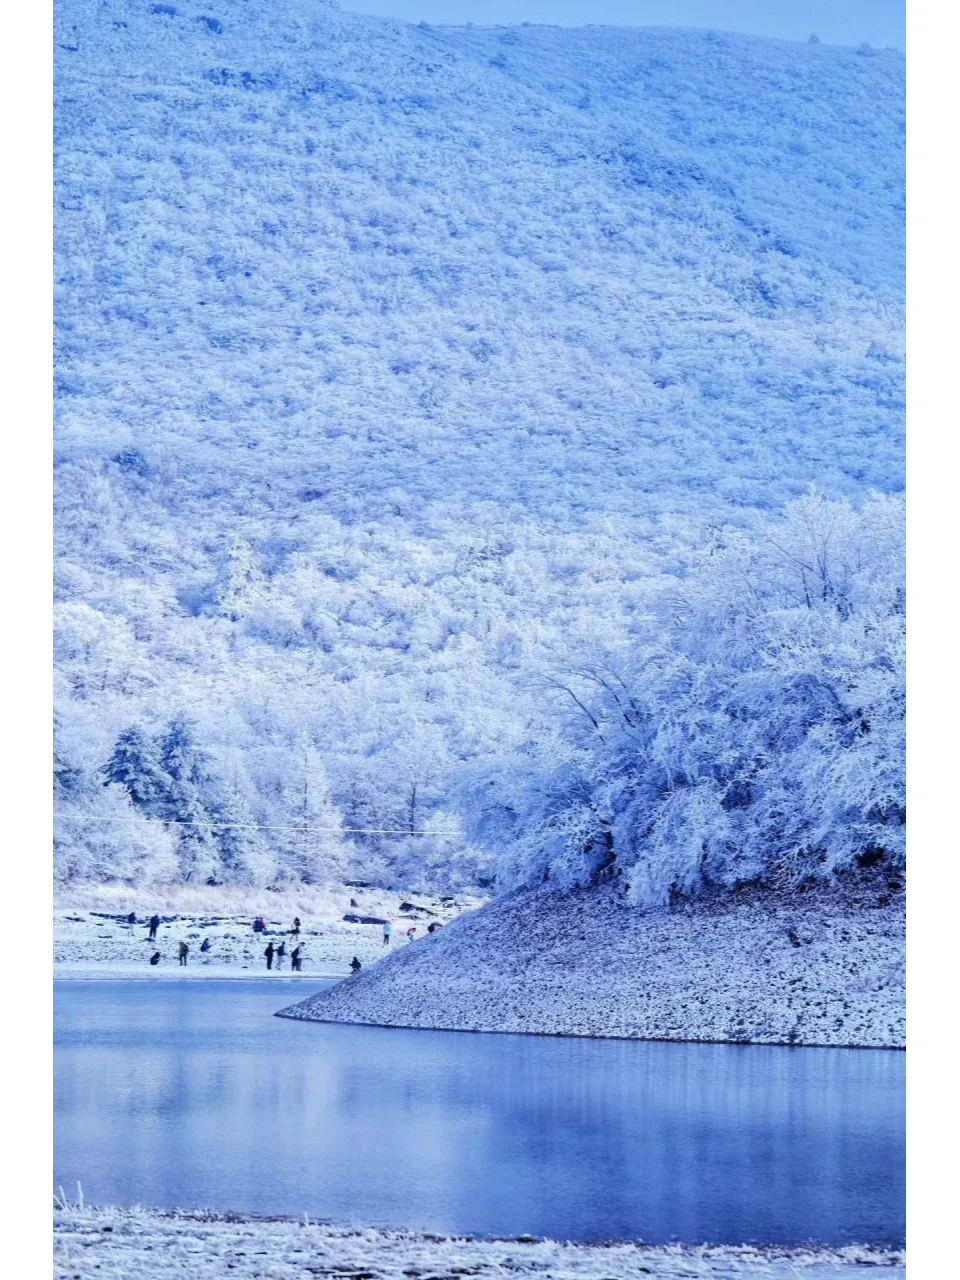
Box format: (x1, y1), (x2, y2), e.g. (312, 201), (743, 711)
(54, 980), (904, 1246)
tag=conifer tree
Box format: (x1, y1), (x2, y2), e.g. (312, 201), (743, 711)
(275, 740), (347, 884)
(156, 714), (220, 882)
(213, 535), (265, 622)
(102, 726), (171, 816)
(209, 782), (274, 886)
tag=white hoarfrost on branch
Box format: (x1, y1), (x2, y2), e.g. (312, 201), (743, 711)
(460, 494), (905, 906)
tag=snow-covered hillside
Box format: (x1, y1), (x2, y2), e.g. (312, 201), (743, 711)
(54, 1), (905, 888)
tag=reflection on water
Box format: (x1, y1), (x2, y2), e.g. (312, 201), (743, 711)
(54, 980), (904, 1245)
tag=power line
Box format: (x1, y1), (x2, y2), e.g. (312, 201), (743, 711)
(52, 813), (460, 837)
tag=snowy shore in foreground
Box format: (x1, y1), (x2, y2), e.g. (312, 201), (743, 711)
(280, 879), (905, 1049)
(54, 887), (479, 980)
(53, 1206), (905, 1279)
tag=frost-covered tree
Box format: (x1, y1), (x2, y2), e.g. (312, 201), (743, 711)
(155, 715), (220, 882)
(55, 783), (178, 886)
(208, 782), (275, 887)
(54, 714), (85, 801)
(102, 726), (172, 816)
(460, 496), (905, 906)
(213, 536), (265, 622)
(271, 740), (349, 884)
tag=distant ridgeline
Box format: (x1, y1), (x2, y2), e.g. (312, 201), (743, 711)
(54, 1), (905, 898)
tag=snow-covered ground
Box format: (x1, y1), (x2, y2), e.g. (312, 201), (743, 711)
(280, 878), (905, 1048)
(54, 887), (480, 980)
(52, 1206), (905, 1279)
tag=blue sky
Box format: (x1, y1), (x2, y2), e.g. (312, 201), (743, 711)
(346, 1), (905, 50)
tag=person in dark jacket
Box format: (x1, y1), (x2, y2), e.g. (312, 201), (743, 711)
(149, 951), (161, 966)
(126, 911), (137, 935)
(148, 914), (160, 941)
(276, 940), (286, 970)
(291, 917), (301, 939)
(178, 941), (189, 967)
(253, 916), (266, 934)
(350, 956), (362, 974)
(265, 941), (275, 970)
(290, 944), (302, 972)
(200, 938), (211, 954)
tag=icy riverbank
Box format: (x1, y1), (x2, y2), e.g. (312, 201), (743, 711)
(280, 879), (905, 1048)
(53, 1206), (905, 1279)
(54, 887), (480, 979)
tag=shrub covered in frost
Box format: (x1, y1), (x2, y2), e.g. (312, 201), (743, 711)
(461, 494), (905, 905)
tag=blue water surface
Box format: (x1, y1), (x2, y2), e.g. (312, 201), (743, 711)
(54, 980), (904, 1245)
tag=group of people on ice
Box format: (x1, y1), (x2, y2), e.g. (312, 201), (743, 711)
(257, 916), (305, 970)
(124, 906), (442, 972)
(262, 937), (305, 971)
(144, 922), (217, 969)
(124, 911), (308, 970)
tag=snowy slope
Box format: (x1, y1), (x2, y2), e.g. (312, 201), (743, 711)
(279, 875), (905, 1048)
(56, 1), (904, 511)
(53, 2), (905, 887)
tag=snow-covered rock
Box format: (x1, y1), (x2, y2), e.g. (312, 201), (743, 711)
(279, 878), (905, 1048)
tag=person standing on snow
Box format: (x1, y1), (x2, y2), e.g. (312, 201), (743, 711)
(276, 940), (286, 970)
(148, 914), (160, 941)
(126, 911), (137, 935)
(291, 917), (301, 939)
(383, 921), (392, 947)
(264, 941), (275, 970)
(178, 941), (189, 967)
(290, 944), (302, 971)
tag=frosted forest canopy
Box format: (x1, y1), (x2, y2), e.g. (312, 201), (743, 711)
(54, 0), (905, 901)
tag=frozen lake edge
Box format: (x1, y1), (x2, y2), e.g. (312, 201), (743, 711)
(53, 1206), (906, 1279)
